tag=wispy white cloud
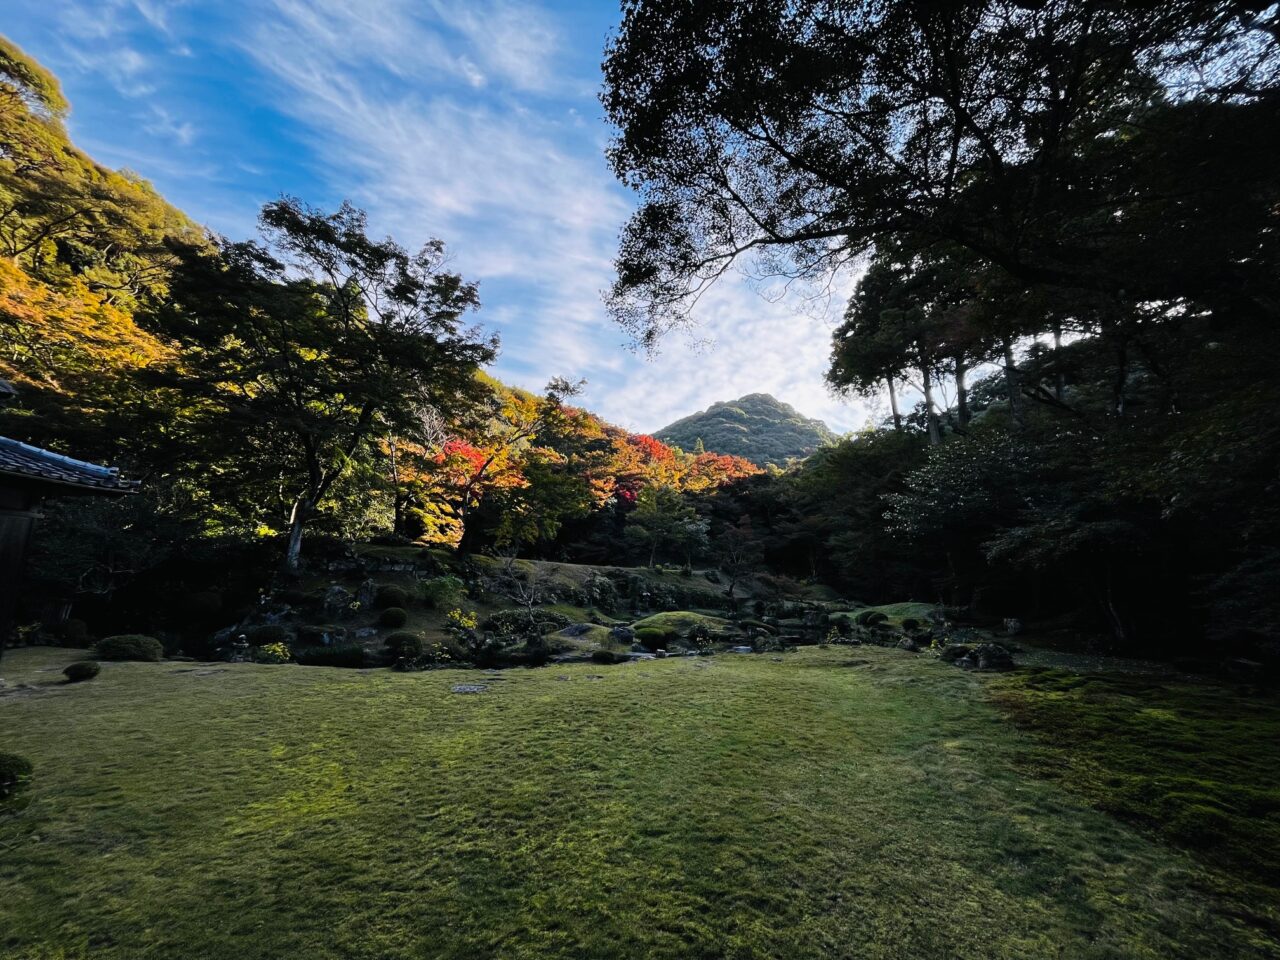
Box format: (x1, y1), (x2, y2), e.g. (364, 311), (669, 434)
(20, 0), (865, 434)
(144, 104), (195, 145)
(240, 0), (866, 433)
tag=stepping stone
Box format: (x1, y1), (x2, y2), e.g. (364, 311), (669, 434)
(451, 684), (488, 694)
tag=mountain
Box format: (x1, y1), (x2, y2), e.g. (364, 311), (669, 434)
(654, 393), (836, 466)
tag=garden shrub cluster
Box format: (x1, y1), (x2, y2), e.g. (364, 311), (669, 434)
(253, 642), (292, 664)
(94, 634), (163, 662)
(384, 631), (424, 658)
(482, 609), (570, 634)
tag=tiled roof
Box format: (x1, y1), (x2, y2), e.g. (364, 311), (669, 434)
(0, 436), (139, 494)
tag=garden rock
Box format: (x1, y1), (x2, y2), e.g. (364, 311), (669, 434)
(957, 642), (1015, 671)
(897, 638), (921, 653)
(323, 585), (354, 618)
(451, 684), (488, 694)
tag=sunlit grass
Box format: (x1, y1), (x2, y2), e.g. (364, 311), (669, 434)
(1, 646), (1275, 959)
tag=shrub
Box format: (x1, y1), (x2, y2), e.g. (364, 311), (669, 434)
(447, 608), (480, 632)
(246, 624), (290, 646)
(374, 584), (410, 609)
(855, 609), (888, 627)
(0, 752), (33, 800)
(419, 575), (466, 609)
(483, 609), (570, 634)
(901, 617), (920, 633)
(253, 641), (292, 664)
(379, 606), (408, 628)
(635, 627), (671, 651)
(95, 634), (163, 662)
(385, 631), (425, 658)
(293, 643), (365, 668)
(591, 649), (628, 665)
(62, 661), (101, 683)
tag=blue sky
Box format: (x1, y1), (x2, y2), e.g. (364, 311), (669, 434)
(5, 0), (870, 434)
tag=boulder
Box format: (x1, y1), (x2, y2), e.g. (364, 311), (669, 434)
(938, 644), (971, 663)
(322, 585), (354, 618)
(957, 642), (1015, 671)
(897, 637), (921, 653)
(610, 625), (636, 644)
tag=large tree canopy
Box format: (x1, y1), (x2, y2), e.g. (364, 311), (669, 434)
(603, 1), (1280, 342)
(156, 199), (497, 571)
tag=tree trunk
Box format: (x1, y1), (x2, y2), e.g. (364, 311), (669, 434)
(1112, 336), (1129, 417)
(388, 436), (403, 535)
(284, 497), (312, 574)
(920, 363), (942, 445)
(1003, 339), (1021, 426)
(954, 357), (970, 427)
(886, 377), (903, 432)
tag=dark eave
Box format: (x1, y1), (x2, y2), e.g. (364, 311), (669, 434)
(0, 436), (140, 495)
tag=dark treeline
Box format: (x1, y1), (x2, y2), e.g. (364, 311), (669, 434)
(602, 1), (1280, 658)
(4, 3), (1280, 664)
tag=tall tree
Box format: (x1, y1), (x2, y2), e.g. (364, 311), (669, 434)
(603, 2), (1279, 341)
(157, 199), (495, 572)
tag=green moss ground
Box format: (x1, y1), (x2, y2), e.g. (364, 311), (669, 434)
(987, 668), (1280, 934)
(1, 646), (1277, 959)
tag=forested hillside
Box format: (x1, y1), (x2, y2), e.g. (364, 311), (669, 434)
(654, 393), (835, 465)
(4, 6), (1280, 665)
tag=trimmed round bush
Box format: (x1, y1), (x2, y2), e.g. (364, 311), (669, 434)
(0, 752), (33, 800)
(379, 606), (408, 628)
(95, 634), (163, 662)
(591, 649), (627, 665)
(854, 609), (888, 627)
(634, 627), (670, 651)
(385, 631), (425, 658)
(63, 661), (101, 683)
(374, 584), (410, 609)
(900, 618), (920, 633)
(247, 623), (290, 646)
